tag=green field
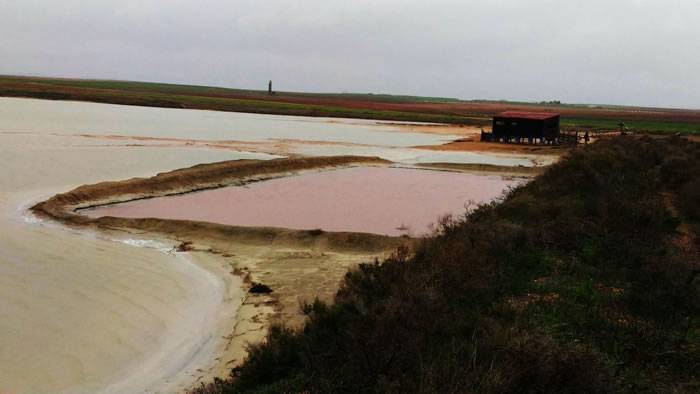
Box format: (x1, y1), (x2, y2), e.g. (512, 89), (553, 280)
(562, 117), (700, 135)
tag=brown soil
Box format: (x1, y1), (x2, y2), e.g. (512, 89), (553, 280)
(415, 135), (568, 155)
(94, 217), (409, 255)
(416, 162), (546, 176)
(205, 94), (700, 124)
(198, 93), (700, 124)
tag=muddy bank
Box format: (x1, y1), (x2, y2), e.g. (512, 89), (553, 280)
(416, 162), (546, 176)
(382, 122), (481, 136)
(29, 155), (413, 391)
(416, 135), (568, 155)
(94, 217), (409, 254)
(31, 155), (411, 253)
(33, 156), (386, 223)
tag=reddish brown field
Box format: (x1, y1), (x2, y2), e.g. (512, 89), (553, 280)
(1, 75), (699, 133)
(255, 95), (700, 124)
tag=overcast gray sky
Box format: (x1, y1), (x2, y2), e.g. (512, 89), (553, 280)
(1, 0), (698, 108)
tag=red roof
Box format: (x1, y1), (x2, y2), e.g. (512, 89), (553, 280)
(495, 111), (559, 120)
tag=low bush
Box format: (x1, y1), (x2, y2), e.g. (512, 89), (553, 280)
(193, 136), (699, 393)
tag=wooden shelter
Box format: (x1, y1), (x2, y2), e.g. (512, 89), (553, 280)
(490, 111), (560, 144)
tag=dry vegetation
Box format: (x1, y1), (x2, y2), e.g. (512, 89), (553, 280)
(194, 136), (699, 393)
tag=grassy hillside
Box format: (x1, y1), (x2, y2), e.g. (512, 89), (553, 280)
(196, 136), (699, 393)
(1, 75), (699, 134)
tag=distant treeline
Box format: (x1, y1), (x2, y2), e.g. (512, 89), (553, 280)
(195, 136), (699, 393)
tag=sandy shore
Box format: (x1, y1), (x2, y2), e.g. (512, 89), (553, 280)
(416, 136), (568, 155)
(30, 155), (414, 391)
(0, 134), (262, 393)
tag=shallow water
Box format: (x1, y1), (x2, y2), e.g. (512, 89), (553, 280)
(0, 134), (267, 393)
(0, 97), (460, 147)
(85, 167), (517, 236)
(0, 97), (529, 393)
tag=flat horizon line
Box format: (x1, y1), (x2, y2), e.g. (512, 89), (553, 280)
(3, 72), (698, 113)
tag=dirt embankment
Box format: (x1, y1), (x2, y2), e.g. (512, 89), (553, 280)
(31, 155), (411, 252)
(415, 162), (546, 176)
(33, 156), (379, 216)
(416, 135), (569, 155)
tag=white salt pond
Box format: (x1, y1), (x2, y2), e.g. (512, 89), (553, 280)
(0, 97), (461, 147)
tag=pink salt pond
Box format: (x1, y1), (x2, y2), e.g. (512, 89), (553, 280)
(85, 167), (518, 237)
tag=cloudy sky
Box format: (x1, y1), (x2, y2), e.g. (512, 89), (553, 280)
(1, 1), (698, 108)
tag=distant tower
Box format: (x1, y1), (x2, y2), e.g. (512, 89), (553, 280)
(268, 80), (272, 95)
